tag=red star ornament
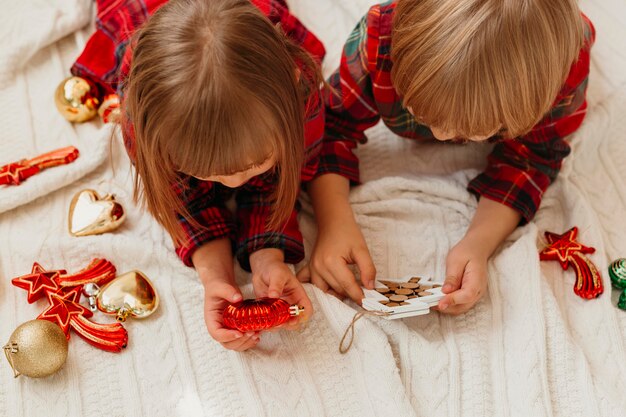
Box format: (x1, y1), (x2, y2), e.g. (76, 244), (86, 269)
(11, 263), (66, 303)
(38, 287), (127, 352)
(0, 162), (41, 185)
(539, 227), (603, 299)
(39, 287), (93, 336)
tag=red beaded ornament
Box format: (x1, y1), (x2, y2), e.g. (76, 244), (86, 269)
(222, 298), (304, 332)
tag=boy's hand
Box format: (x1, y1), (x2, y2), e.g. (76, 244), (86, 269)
(437, 197), (522, 315)
(437, 238), (488, 315)
(298, 215), (375, 303)
(250, 248), (313, 329)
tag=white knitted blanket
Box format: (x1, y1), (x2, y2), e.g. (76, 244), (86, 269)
(1, 1), (625, 416)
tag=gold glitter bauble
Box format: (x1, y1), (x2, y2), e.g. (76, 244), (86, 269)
(54, 76), (99, 122)
(3, 320), (68, 378)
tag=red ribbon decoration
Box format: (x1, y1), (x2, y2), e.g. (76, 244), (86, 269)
(0, 146), (79, 186)
(11, 259), (128, 352)
(539, 227), (604, 299)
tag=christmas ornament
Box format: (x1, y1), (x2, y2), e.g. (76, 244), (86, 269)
(3, 320), (68, 378)
(619, 292), (626, 311)
(608, 258), (626, 311)
(83, 271), (159, 322)
(539, 227), (603, 299)
(0, 146), (79, 186)
(54, 76), (99, 122)
(609, 259), (626, 289)
(98, 94), (121, 124)
(222, 298), (304, 332)
(12, 260), (128, 352)
(68, 189), (126, 237)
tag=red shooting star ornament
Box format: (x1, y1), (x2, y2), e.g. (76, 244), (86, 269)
(539, 227), (604, 299)
(0, 146), (79, 186)
(11, 259), (128, 352)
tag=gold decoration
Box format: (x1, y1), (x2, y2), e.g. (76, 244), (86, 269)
(54, 76), (99, 122)
(96, 271), (159, 322)
(3, 320), (68, 378)
(68, 189), (126, 237)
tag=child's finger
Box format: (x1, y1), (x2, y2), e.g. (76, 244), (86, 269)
(209, 325), (244, 343)
(209, 281), (243, 303)
(331, 259), (364, 304)
(439, 303), (472, 316)
(310, 273), (330, 293)
(438, 282), (479, 311)
(353, 247), (376, 289)
(443, 256), (467, 293)
(312, 267), (346, 298)
(223, 333), (258, 351)
(285, 284), (314, 321)
(296, 265), (312, 282)
(267, 272), (288, 299)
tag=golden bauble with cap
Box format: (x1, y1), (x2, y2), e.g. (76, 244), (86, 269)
(54, 76), (100, 122)
(3, 320), (68, 378)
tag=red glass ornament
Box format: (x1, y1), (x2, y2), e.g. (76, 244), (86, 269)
(539, 227), (603, 299)
(222, 298), (304, 332)
(98, 94), (121, 123)
(0, 146), (79, 186)
(11, 259), (127, 352)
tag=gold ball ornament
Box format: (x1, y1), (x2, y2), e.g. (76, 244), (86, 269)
(54, 76), (100, 122)
(3, 320), (68, 378)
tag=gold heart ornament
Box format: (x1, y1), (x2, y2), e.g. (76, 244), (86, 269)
(68, 189), (126, 237)
(96, 271), (159, 322)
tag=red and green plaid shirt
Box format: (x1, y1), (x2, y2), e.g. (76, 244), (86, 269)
(71, 0), (331, 270)
(323, 2), (595, 222)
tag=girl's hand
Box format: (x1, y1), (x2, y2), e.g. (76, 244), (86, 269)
(202, 279), (261, 351)
(437, 237), (489, 315)
(298, 215), (375, 304)
(193, 239), (261, 351)
(249, 248), (313, 329)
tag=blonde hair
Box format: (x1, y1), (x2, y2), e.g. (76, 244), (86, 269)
(122, 0), (321, 244)
(391, 0), (585, 138)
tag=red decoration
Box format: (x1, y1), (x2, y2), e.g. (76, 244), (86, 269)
(0, 146), (79, 186)
(54, 258), (116, 288)
(223, 298), (304, 332)
(11, 259), (127, 352)
(539, 227), (604, 299)
(11, 263), (65, 303)
(98, 94), (121, 123)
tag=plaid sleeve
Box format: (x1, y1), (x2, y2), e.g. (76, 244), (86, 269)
(174, 177), (237, 267)
(234, 179), (304, 272)
(322, 13), (382, 184)
(468, 18), (595, 222)
(70, 0), (165, 98)
(252, 0), (325, 63)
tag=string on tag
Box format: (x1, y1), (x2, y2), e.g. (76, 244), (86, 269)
(339, 310), (390, 354)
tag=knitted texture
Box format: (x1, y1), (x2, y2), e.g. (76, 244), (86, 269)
(1, 0), (625, 416)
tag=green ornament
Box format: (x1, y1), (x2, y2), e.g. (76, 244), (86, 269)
(618, 290), (626, 311)
(609, 258), (626, 289)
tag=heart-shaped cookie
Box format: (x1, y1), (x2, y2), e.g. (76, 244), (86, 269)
(96, 271), (159, 322)
(68, 189), (125, 236)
